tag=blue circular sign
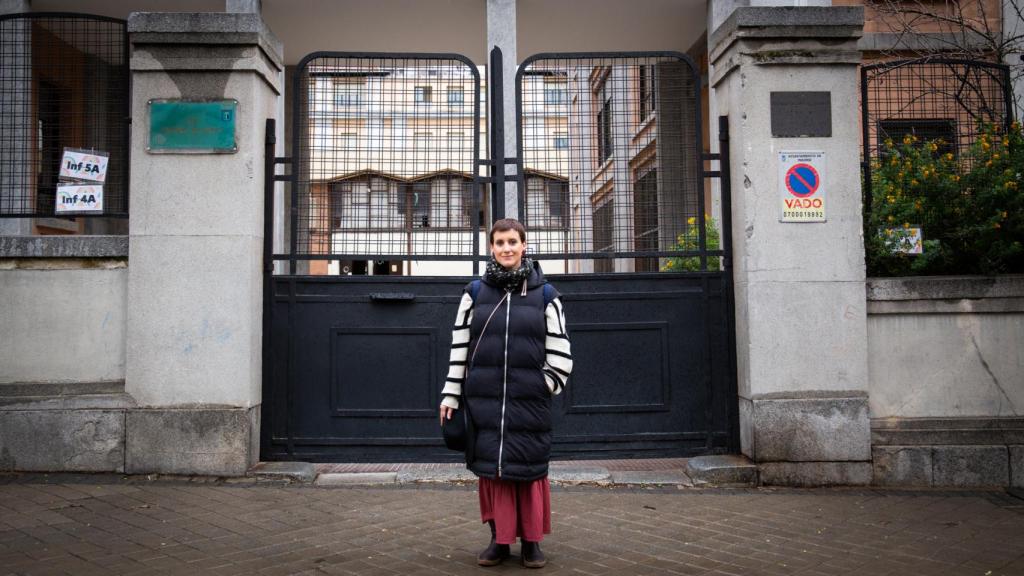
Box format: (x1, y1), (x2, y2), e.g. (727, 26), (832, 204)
(785, 163), (820, 198)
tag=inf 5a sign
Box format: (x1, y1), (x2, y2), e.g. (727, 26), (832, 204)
(779, 151), (826, 222)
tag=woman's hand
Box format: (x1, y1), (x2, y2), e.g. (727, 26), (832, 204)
(439, 405), (453, 426)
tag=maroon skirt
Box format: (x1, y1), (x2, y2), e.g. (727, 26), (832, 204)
(478, 476), (551, 544)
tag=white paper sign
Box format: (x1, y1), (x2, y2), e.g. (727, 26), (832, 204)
(883, 227), (923, 254)
(59, 149), (109, 183)
(779, 151), (826, 222)
(55, 184), (104, 213)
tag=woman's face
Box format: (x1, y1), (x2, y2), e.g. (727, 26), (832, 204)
(490, 229), (526, 270)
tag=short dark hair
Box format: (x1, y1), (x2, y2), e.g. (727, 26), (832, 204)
(489, 218), (526, 244)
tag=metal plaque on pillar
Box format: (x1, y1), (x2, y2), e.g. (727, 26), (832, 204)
(770, 92), (831, 138)
(147, 99), (238, 153)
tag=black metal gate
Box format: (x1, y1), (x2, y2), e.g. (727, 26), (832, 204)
(262, 50), (737, 462)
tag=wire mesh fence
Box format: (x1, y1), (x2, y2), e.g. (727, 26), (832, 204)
(861, 58), (1014, 210)
(287, 52), (718, 276)
(0, 13), (129, 217)
(291, 54), (483, 271)
(516, 53), (710, 274)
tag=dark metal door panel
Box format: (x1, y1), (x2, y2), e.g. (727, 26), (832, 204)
(266, 274), (732, 461)
(267, 277), (471, 461)
(548, 274), (733, 458)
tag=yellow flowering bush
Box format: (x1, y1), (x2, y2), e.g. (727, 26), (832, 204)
(867, 122), (1024, 275)
(661, 215), (721, 272)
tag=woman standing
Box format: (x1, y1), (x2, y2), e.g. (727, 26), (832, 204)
(439, 218), (573, 569)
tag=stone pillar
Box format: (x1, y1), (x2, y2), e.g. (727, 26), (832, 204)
(0, 0), (32, 235)
(709, 6), (871, 485)
(487, 0), (519, 220)
(124, 12), (282, 475)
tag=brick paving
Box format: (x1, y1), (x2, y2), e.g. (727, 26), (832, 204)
(1, 476), (1024, 576)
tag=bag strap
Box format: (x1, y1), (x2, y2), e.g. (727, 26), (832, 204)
(468, 279), (482, 302)
(543, 284), (557, 307)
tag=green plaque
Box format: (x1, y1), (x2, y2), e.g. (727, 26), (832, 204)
(148, 99), (238, 153)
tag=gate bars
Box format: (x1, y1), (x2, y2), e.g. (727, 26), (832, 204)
(276, 53), (483, 275)
(513, 51), (722, 273)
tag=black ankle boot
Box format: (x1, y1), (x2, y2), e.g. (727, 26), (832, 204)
(520, 540), (546, 568)
(477, 520), (510, 566)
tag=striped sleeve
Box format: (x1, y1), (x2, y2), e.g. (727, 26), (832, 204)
(441, 291), (475, 410)
(542, 297), (572, 395)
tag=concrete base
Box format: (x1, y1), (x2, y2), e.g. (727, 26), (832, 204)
(759, 462), (873, 487)
(548, 466), (612, 484)
(126, 407), (260, 476)
(872, 446), (932, 486)
(251, 461), (316, 483)
(1012, 446), (1024, 489)
(0, 410), (126, 472)
(871, 418), (1022, 487)
(743, 393), (871, 462)
(315, 473), (398, 486)
(932, 446), (1009, 487)
(0, 383), (134, 473)
(0, 383), (260, 476)
(686, 454), (758, 485)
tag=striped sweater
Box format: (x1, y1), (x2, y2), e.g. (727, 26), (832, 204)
(440, 292), (572, 410)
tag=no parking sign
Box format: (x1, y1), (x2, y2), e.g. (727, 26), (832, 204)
(779, 151), (826, 222)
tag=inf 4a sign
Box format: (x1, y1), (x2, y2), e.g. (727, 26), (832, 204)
(779, 151), (826, 222)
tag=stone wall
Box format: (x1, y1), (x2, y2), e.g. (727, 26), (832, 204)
(867, 275), (1024, 487)
(0, 236), (128, 386)
(0, 236), (258, 475)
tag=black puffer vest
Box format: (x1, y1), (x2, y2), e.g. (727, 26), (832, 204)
(465, 261), (558, 481)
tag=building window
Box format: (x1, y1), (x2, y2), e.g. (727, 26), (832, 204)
(597, 97), (612, 165)
(338, 132), (357, 151)
(877, 119), (956, 156)
(334, 81), (363, 106)
(548, 181), (569, 228)
(544, 84), (568, 105)
(408, 181), (431, 227)
(413, 132), (432, 150)
(447, 86), (464, 104)
(414, 86), (432, 103)
(593, 200), (614, 273)
(553, 132), (569, 149)
(526, 177), (569, 229)
(331, 176), (400, 230)
(638, 65), (656, 121)
(634, 164), (658, 272)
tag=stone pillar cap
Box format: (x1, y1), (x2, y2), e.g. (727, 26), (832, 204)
(128, 12), (282, 68)
(710, 6), (864, 58)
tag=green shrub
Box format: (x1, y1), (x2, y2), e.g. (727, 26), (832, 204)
(867, 122), (1024, 276)
(661, 216), (721, 272)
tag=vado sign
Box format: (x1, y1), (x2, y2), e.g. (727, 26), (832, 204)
(779, 151), (826, 222)
(59, 149), (109, 183)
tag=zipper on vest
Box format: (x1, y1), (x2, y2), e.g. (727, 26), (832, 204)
(497, 289), (511, 478)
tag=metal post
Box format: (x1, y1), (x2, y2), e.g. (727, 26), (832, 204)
(261, 118), (274, 461)
(718, 115), (740, 454)
(489, 46), (505, 222)
(860, 66), (872, 228)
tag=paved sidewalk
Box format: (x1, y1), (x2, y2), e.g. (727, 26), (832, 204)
(1, 475), (1023, 576)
